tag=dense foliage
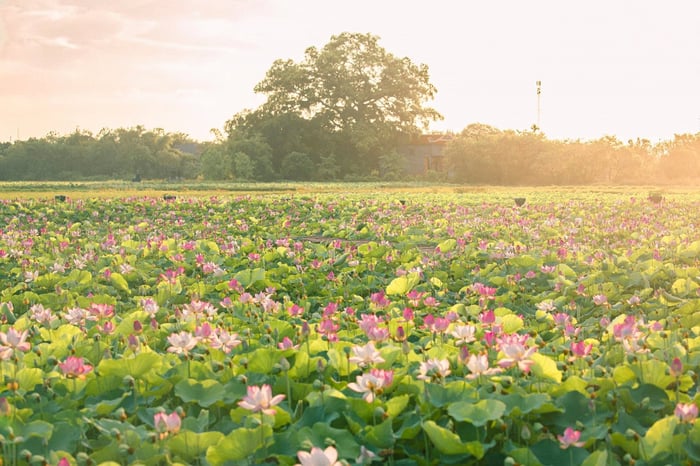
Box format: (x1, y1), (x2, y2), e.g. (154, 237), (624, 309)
(446, 125), (700, 185)
(0, 127), (198, 181)
(2, 190), (700, 465)
(224, 32), (442, 178)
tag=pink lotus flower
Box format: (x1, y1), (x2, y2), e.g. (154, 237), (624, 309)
(154, 411), (181, 438)
(423, 296), (439, 307)
(479, 309), (496, 325)
(88, 303), (115, 321)
(347, 369), (392, 403)
(536, 300), (557, 312)
(317, 318), (340, 342)
(366, 326), (389, 342)
(417, 358), (451, 382)
(358, 314), (381, 333)
(465, 353), (503, 379)
(497, 334), (537, 373)
(278, 336), (298, 350)
(0, 327), (31, 360)
(592, 294), (608, 306)
(287, 303), (304, 317)
(348, 342), (385, 367)
(296, 446), (342, 466)
(210, 329), (242, 354)
(552, 313), (571, 327)
(406, 290), (424, 307)
(370, 291), (391, 309)
(167, 331), (198, 355)
(570, 341), (593, 359)
(557, 427), (585, 448)
(195, 322), (215, 343)
(59, 356), (93, 379)
(670, 357), (683, 378)
(238, 384), (285, 415)
(29, 304), (57, 326)
(451, 324), (477, 345)
(140, 298), (160, 317)
(675, 402), (698, 423)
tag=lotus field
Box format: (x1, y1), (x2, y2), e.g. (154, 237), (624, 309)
(3, 190), (700, 466)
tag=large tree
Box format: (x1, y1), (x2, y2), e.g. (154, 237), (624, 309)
(233, 32), (442, 175)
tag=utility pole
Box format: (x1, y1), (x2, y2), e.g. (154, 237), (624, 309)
(536, 81), (542, 131)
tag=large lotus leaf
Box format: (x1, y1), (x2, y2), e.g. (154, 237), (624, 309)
(424, 381), (477, 408)
(17, 367), (44, 391)
(640, 415), (678, 461)
(19, 420), (54, 440)
(386, 272), (421, 296)
(436, 238), (457, 253)
(507, 448), (544, 466)
(167, 431), (224, 462)
(97, 352), (163, 380)
(447, 399), (506, 426)
(233, 267), (266, 288)
(206, 425), (272, 465)
(501, 392), (551, 416)
(580, 449), (610, 466)
(530, 352), (562, 383)
(631, 359), (674, 390)
(293, 422), (361, 459)
(174, 378), (226, 408)
(363, 417), (395, 449)
(530, 439), (588, 465)
(385, 394), (410, 418)
(500, 314), (524, 333)
(109, 272), (130, 294)
(246, 347), (282, 375)
(422, 421), (486, 458)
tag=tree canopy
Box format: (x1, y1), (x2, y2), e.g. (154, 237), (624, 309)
(227, 32), (442, 176)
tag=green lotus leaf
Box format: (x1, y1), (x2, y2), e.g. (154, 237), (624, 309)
(97, 352), (163, 380)
(500, 314), (524, 333)
(501, 392), (551, 416)
(641, 415), (677, 461)
(507, 448), (544, 466)
(206, 425), (272, 465)
(19, 420), (54, 439)
(436, 238), (456, 253)
(422, 420), (482, 457)
(174, 378), (226, 407)
(109, 272), (130, 293)
(167, 430), (224, 461)
(385, 394), (410, 418)
(386, 272), (421, 296)
(448, 399), (506, 426)
(530, 352), (562, 383)
(17, 367), (44, 391)
(246, 347), (281, 375)
(233, 267), (266, 288)
(364, 417), (395, 448)
(293, 422), (361, 459)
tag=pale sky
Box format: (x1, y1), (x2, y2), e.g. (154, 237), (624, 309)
(1, 0), (698, 143)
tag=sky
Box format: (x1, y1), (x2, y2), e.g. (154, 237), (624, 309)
(1, 0), (698, 143)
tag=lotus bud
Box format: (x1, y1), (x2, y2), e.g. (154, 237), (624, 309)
(520, 424), (531, 440)
(123, 375), (135, 388)
(670, 357), (683, 377)
(279, 357), (290, 371)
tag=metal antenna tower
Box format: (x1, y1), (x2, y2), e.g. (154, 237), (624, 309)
(536, 81), (542, 130)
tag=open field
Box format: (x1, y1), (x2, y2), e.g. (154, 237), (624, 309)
(1, 180), (699, 200)
(2, 183), (700, 465)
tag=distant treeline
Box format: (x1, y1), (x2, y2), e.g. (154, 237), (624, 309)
(0, 126), (198, 181)
(446, 124), (700, 185)
(1, 123), (699, 184)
